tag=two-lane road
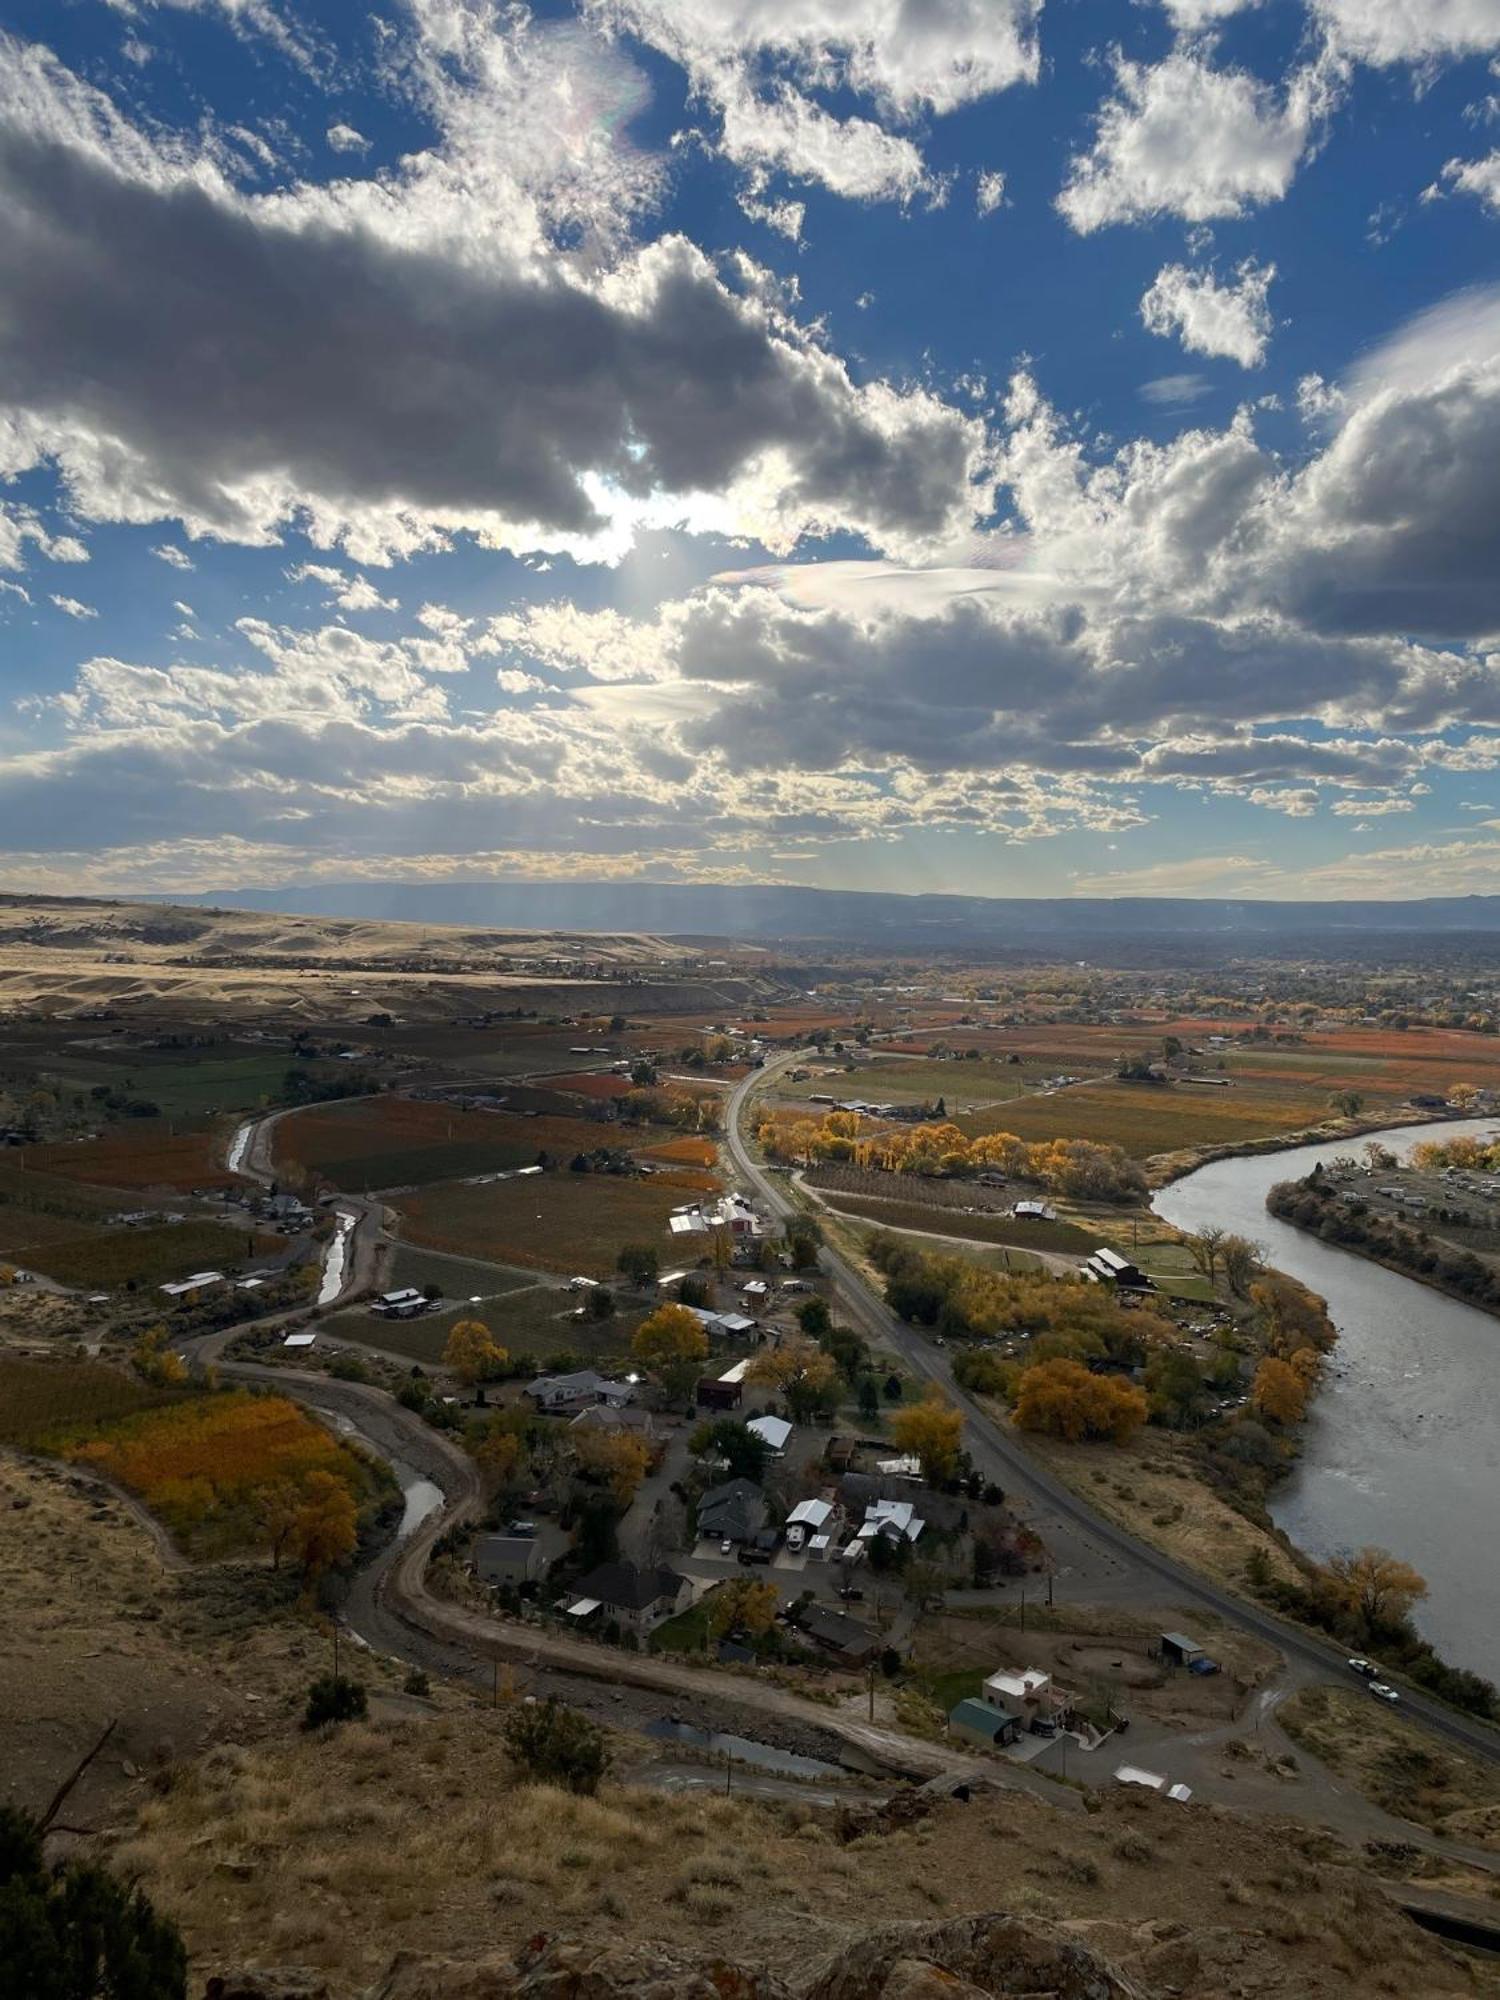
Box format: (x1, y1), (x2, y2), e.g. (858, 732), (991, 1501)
(726, 1054), (1500, 1770)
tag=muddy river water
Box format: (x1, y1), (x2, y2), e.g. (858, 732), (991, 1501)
(1154, 1118), (1500, 1678)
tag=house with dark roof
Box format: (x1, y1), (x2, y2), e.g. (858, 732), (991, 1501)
(697, 1477), (768, 1546)
(793, 1603), (883, 1668)
(568, 1560), (689, 1635)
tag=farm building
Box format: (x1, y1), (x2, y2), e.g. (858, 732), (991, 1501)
(695, 1375), (743, 1411)
(747, 1414), (792, 1455)
(159, 1271), (224, 1299)
(948, 1698), (1022, 1748)
(1159, 1630), (1209, 1669)
(371, 1287), (430, 1319)
(1083, 1247), (1152, 1290)
(475, 1533), (545, 1586)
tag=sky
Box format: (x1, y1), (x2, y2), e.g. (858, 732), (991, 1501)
(2, 1), (1500, 905)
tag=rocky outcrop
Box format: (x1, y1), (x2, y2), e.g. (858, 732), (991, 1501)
(213, 1915), (1142, 2000)
(802, 1915), (1139, 2000)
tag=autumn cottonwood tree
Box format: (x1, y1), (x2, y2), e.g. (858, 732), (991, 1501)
(571, 1424), (650, 1505)
(749, 1333), (838, 1421)
(888, 1389), (964, 1482)
(631, 1301), (709, 1401)
(1251, 1355), (1308, 1426)
(1013, 1358), (1148, 1444)
(707, 1576), (778, 1643)
(444, 1318), (508, 1385)
(1326, 1546), (1428, 1638)
(289, 1468), (358, 1578)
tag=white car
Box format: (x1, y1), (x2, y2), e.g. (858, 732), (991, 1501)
(1347, 1656), (1377, 1677)
(1368, 1681), (1401, 1704)
(720, 1538), (735, 1556)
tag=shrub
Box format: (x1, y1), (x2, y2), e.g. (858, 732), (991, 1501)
(303, 1674), (368, 1730)
(0, 1804), (187, 2000)
(502, 1698), (610, 1794)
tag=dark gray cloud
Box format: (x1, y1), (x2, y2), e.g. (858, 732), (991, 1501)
(0, 108), (980, 556)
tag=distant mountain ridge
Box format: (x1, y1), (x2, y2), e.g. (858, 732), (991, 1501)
(180, 880), (1500, 948)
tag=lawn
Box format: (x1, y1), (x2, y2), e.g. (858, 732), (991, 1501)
(0, 1354), (185, 1447)
(392, 1171), (693, 1279)
(36, 1049), (345, 1121)
(22, 1128), (237, 1191)
(271, 1096), (624, 1190)
(326, 1283), (643, 1368)
(17, 1219), (280, 1290)
(385, 1245), (542, 1300)
(813, 1190), (1098, 1255)
(777, 1057), (1098, 1108)
(62, 1388), (383, 1558)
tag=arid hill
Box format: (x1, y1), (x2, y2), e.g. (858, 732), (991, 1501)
(0, 895), (778, 1021)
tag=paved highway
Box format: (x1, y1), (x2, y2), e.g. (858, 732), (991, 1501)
(726, 1053), (1500, 1770)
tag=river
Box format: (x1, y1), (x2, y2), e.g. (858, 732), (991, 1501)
(1154, 1117), (1500, 1680)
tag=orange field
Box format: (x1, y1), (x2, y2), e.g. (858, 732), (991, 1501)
(65, 1389), (374, 1557)
(550, 1071), (632, 1099)
(22, 1128), (235, 1191)
(640, 1135), (720, 1168)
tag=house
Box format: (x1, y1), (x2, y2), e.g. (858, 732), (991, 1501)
(794, 1603), (882, 1668)
(747, 1414), (792, 1456)
(475, 1533), (545, 1586)
(1012, 1201), (1057, 1222)
(698, 1477), (768, 1545)
(569, 1560), (689, 1635)
(856, 1497), (925, 1547)
(740, 1279), (771, 1305)
(948, 1698), (1022, 1748)
(527, 1369), (634, 1414)
(569, 1402), (656, 1442)
(983, 1666), (1067, 1727)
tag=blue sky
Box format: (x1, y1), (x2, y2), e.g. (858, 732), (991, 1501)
(2, 0), (1500, 903)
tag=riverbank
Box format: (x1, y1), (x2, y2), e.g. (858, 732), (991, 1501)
(1156, 1118), (1500, 1681)
(1145, 1103), (1451, 1191)
(1267, 1172), (1500, 1322)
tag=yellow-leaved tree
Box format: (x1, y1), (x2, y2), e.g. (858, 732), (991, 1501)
(632, 1302), (709, 1401)
(1324, 1546), (1427, 1637)
(444, 1318), (508, 1386)
(888, 1389), (965, 1482)
(1251, 1355), (1307, 1426)
(288, 1468), (358, 1579)
(707, 1576), (779, 1642)
(571, 1425), (651, 1505)
(1013, 1357), (1147, 1444)
(749, 1333), (838, 1420)
(132, 1323), (187, 1387)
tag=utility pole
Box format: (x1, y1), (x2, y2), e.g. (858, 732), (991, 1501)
(1019, 1588), (1026, 1633)
(332, 1621), (340, 1682)
(724, 1752), (733, 1796)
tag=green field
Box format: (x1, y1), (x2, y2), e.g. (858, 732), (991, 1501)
(386, 1245), (542, 1299)
(776, 1056), (1086, 1108)
(34, 1050), (349, 1123)
(326, 1282), (644, 1367)
(17, 1219), (278, 1290)
(392, 1171), (693, 1279)
(814, 1190), (1097, 1255)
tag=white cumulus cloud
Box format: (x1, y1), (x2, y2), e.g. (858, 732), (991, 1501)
(1141, 258), (1276, 368)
